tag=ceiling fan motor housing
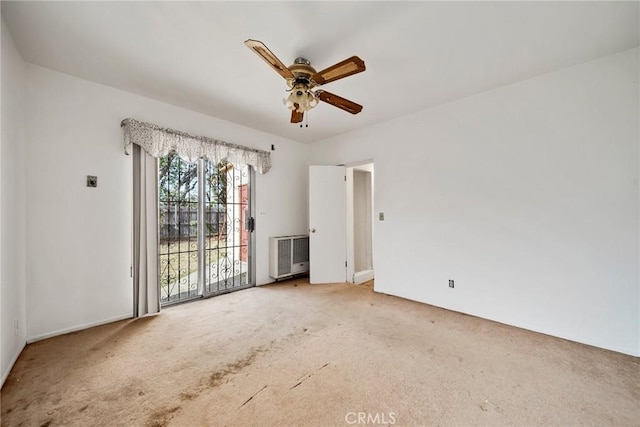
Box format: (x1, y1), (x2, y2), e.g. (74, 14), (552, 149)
(288, 57), (317, 88)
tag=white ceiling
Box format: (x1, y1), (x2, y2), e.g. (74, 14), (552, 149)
(2, 1), (638, 143)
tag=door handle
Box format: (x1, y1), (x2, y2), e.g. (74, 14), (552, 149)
(310, 228), (316, 233)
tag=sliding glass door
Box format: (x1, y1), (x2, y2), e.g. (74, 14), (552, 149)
(158, 153), (253, 305)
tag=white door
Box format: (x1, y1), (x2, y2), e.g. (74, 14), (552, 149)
(309, 165), (346, 284)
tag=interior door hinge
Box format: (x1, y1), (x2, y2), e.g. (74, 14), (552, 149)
(345, 261), (347, 267)
(247, 217), (255, 232)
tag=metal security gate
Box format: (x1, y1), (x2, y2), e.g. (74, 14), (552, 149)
(158, 153), (254, 306)
(203, 161), (253, 296)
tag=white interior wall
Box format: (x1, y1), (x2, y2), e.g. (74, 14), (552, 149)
(24, 64), (308, 342)
(310, 48), (640, 356)
(1, 20), (28, 384)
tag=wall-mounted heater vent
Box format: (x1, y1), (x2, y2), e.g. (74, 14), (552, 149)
(269, 235), (309, 280)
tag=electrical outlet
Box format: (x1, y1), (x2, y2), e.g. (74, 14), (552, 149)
(449, 279), (454, 288)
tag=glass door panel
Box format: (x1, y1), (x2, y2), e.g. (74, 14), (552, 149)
(158, 153), (200, 304)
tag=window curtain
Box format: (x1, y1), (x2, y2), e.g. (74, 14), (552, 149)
(132, 144), (160, 317)
(121, 118), (272, 173)
(123, 118), (271, 317)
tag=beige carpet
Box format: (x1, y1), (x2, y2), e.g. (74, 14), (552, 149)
(1, 279), (638, 426)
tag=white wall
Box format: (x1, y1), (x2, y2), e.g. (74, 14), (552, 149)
(310, 48), (639, 356)
(1, 19), (28, 384)
(25, 64), (308, 342)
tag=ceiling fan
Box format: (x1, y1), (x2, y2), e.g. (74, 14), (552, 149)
(244, 39), (366, 126)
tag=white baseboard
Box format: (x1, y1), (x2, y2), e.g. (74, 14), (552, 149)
(353, 270), (374, 284)
(27, 314), (133, 344)
(1, 340), (26, 387)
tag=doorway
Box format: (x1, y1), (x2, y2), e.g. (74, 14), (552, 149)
(346, 162), (374, 284)
(308, 162), (374, 285)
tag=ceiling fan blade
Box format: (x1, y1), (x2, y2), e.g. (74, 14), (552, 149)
(316, 90), (363, 115)
(291, 105), (304, 123)
(312, 56), (366, 86)
(244, 39), (295, 80)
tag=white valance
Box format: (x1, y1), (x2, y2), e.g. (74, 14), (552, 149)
(121, 118), (272, 174)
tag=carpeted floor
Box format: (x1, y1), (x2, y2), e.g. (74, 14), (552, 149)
(1, 279), (638, 426)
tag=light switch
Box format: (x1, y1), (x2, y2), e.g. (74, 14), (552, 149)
(87, 175), (98, 188)
(379, 212), (385, 221)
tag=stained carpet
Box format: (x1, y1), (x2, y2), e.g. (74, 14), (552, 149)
(1, 279), (638, 426)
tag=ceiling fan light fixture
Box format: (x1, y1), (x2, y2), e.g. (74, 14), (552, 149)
(284, 84), (318, 113)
